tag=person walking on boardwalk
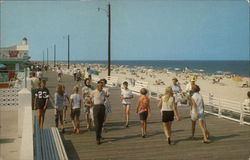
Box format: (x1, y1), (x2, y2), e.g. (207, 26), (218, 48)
(82, 78), (95, 130)
(57, 66), (63, 82)
(136, 88), (151, 138)
(121, 81), (134, 128)
(190, 85), (209, 143)
(30, 72), (40, 110)
(100, 79), (111, 132)
(171, 77), (181, 120)
(70, 86), (82, 134)
(90, 81), (107, 145)
(62, 85), (70, 123)
(34, 80), (49, 129)
(73, 65), (77, 81)
(157, 87), (178, 145)
(54, 84), (65, 133)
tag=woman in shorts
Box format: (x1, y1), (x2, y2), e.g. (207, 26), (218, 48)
(190, 85), (209, 143)
(121, 81), (133, 128)
(136, 88), (151, 138)
(70, 87), (82, 134)
(157, 87), (177, 144)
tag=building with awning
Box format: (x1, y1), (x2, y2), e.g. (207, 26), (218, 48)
(0, 37), (30, 87)
(0, 37), (30, 71)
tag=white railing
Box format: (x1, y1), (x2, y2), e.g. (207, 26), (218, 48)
(97, 76), (250, 126)
(59, 71), (250, 126)
(203, 94), (250, 125)
(106, 76), (119, 87)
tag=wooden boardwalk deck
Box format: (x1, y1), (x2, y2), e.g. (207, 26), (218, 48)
(38, 71), (250, 160)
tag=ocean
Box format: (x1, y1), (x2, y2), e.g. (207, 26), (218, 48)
(68, 60), (249, 77)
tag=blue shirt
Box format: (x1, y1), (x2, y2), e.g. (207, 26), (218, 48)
(172, 84), (180, 94)
(54, 93), (64, 109)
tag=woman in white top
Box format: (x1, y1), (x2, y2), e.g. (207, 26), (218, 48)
(190, 85), (209, 143)
(70, 86), (82, 134)
(157, 87), (177, 145)
(121, 81), (133, 128)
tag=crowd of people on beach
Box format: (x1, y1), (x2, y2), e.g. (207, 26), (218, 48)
(29, 66), (250, 145)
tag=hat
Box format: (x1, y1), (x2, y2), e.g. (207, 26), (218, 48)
(172, 77), (178, 81)
(190, 76), (196, 82)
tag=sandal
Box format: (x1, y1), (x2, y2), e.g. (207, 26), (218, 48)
(202, 139), (210, 144)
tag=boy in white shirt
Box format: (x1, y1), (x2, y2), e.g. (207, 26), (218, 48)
(121, 81), (133, 128)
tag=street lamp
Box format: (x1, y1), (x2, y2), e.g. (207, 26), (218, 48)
(54, 44), (56, 67)
(98, 3), (112, 76)
(42, 50), (45, 66)
(63, 35), (70, 69)
(46, 48), (49, 66)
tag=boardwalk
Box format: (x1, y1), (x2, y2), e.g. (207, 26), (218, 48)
(39, 71), (250, 160)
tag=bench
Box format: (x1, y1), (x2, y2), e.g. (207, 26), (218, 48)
(34, 116), (68, 160)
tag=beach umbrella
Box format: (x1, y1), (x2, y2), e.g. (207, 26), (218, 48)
(224, 72), (232, 75)
(216, 71), (223, 74)
(0, 64), (6, 68)
(87, 69), (99, 75)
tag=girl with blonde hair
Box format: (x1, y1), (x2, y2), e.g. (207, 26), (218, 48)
(157, 87), (178, 144)
(70, 86), (82, 134)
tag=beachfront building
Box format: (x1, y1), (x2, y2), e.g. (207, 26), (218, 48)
(0, 37), (30, 87)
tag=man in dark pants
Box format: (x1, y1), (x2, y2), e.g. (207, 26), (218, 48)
(91, 81), (107, 145)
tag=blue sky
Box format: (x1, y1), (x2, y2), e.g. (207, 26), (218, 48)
(0, 0), (249, 61)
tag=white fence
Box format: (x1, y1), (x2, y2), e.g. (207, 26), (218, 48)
(203, 94), (250, 125)
(64, 73), (250, 126)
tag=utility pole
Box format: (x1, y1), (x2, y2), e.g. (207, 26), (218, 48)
(47, 48), (49, 66)
(54, 44), (56, 67)
(42, 51), (44, 66)
(68, 35), (70, 69)
(98, 3), (112, 76)
(108, 3), (111, 76)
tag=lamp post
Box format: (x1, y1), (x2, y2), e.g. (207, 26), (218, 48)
(98, 3), (112, 76)
(68, 35), (70, 69)
(42, 51), (45, 67)
(54, 44), (56, 67)
(46, 48), (49, 66)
